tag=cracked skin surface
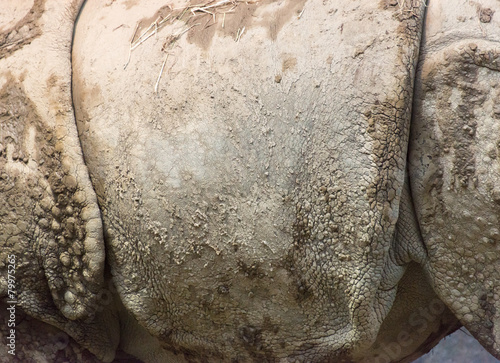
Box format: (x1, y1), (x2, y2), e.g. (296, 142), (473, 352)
(0, 0), (498, 362)
(72, 0), (454, 361)
(0, 0), (118, 361)
(409, 0), (500, 358)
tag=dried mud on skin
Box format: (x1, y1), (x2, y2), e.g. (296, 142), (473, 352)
(0, 0), (45, 60)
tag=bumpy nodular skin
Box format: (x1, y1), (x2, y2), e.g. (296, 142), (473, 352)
(0, 0), (498, 362)
(0, 1), (117, 362)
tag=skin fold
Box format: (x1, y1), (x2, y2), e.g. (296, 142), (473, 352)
(0, 0), (498, 362)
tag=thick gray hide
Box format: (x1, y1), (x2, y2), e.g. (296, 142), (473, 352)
(410, 0), (500, 358)
(1, 0), (499, 362)
(73, 0), (432, 361)
(0, 1), (117, 361)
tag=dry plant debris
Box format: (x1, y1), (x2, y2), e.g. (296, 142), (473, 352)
(124, 0), (309, 92)
(124, 0), (262, 92)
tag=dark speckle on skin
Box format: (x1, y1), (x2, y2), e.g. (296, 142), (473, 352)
(239, 325), (262, 348)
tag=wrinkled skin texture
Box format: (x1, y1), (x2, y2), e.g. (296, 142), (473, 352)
(0, 0), (499, 362)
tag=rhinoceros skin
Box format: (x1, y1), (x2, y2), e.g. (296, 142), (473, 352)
(0, 0), (499, 362)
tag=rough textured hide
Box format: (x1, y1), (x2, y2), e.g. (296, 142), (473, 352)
(0, 0), (118, 361)
(409, 0), (500, 359)
(72, 0), (456, 361)
(0, 0), (498, 362)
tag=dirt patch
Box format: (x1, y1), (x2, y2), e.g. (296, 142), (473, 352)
(133, 4), (174, 42)
(0, 0), (45, 60)
(211, 0), (261, 43)
(420, 45), (500, 191)
(0, 72), (102, 320)
(282, 56), (297, 72)
(261, 0), (307, 40)
(131, 0), (308, 51)
(124, 0), (139, 10)
(479, 7), (494, 23)
(46, 73), (57, 88)
(192, 0), (308, 45)
(379, 0), (399, 10)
